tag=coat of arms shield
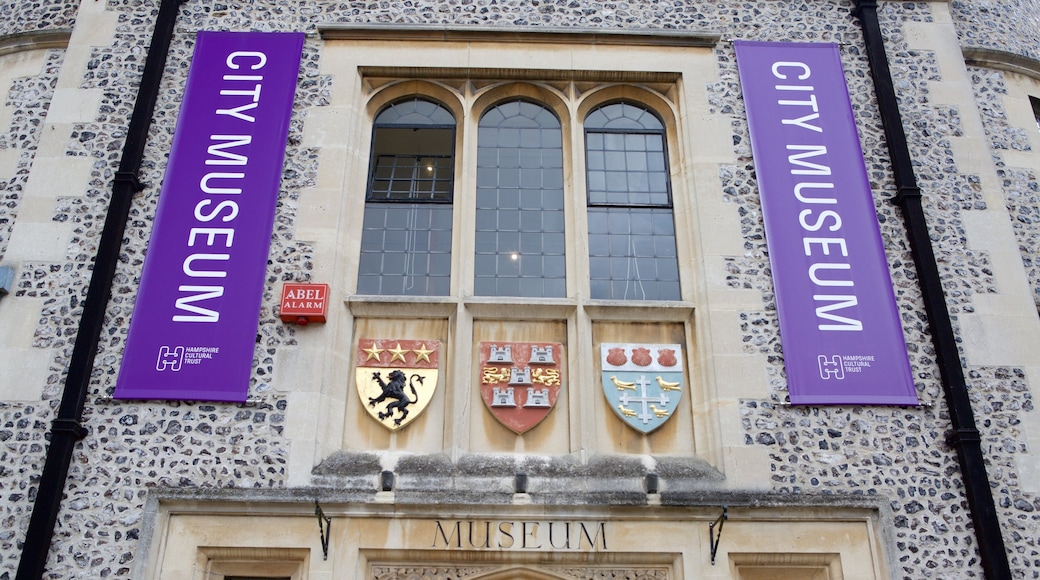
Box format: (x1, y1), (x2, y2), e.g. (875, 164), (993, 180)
(356, 338), (439, 430)
(479, 342), (563, 434)
(601, 343), (683, 434)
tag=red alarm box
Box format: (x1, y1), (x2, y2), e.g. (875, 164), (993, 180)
(279, 283), (329, 325)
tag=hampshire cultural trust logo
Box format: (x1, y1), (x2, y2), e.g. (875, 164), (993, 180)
(155, 345), (220, 372)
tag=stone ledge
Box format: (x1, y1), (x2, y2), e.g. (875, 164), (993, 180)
(147, 485), (890, 515)
(963, 47), (1040, 81)
(319, 23), (721, 48)
(0, 29), (71, 57)
(310, 452), (725, 500)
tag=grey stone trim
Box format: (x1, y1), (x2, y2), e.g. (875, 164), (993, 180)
(359, 65), (683, 83)
(145, 485), (891, 518)
(348, 295), (461, 316)
(963, 47), (1040, 82)
(129, 494), (161, 580)
(319, 23), (722, 48)
(311, 452), (725, 500)
(0, 29), (69, 57)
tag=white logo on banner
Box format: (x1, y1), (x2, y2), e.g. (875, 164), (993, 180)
(156, 346), (185, 372)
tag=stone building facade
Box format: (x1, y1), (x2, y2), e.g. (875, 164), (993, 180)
(0, 0), (1039, 578)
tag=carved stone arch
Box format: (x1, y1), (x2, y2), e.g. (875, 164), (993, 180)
(963, 47), (1040, 83)
(576, 84), (679, 145)
(468, 565), (574, 580)
(0, 29), (70, 57)
(575, 84), (687, 219)
(364, 79), (465, 125)
(469, 81), (573, 194)
(470, 82), (570, 133)
(361, 81), (465, 216)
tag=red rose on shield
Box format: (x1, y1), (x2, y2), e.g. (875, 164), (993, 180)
(657, 348), (677, 367)
(631, 347), (652, 367)
(606, 347), (628, 367)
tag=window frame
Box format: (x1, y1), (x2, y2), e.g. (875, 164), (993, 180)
(354, 81), (691, 305)
(473, 96), (568, 298)
(583, 100), (681, 301)
(365, 96), (457, 204)
(314, 28), (727, 466)
(357, 95), (459, 297)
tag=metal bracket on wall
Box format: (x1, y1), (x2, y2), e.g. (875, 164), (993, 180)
(0, 266), (13, 299)
(315, 500), (331, 561)
(709, 505), (728, 565)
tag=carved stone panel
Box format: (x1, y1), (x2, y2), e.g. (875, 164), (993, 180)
(370, 564), (670, 579)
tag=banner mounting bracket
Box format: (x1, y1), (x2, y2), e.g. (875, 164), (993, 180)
(315, 500), (332, 561)
(709, 505), (728, 565)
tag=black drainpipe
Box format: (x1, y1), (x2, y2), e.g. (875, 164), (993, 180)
(16, 0), (185, 578)
(852, 1), (1011, 578)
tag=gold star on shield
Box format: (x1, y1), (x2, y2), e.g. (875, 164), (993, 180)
(413, 343), (434, 364)
(388, 343), (408, 363)
(362, 344), (384, 362)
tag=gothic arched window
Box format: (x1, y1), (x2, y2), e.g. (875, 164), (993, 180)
(585, 101), (680, 301)
(358, 97), (456, 296)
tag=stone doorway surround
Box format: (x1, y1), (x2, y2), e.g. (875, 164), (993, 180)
(137, 489), (892, 580)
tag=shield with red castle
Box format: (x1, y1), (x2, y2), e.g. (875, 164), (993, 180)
(601, 343), (684, 434)
(356, 338), (440, 431)
(479, 341), (563, 434)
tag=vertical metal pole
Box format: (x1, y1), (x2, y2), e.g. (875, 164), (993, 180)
(852, 2), (1011, 578)
(15, 1), (185, 578)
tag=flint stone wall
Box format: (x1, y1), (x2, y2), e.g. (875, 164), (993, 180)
(0, 1), (1038, 578)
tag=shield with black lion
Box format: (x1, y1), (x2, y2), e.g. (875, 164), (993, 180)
(355, 338), (440, 431)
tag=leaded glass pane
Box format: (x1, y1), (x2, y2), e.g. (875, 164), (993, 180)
(475, 99), (566, 297)
(368, 151), (453, 202)
(585, 100), (680, 301)
(585, 101), (664, 131)
(367, 97), (455, 203)
(360, 98), (456, 296)
(586, 207), (680, 300)
(358, 204), (453, 296)
(586, 127), (669, 208)
(375, 97), (455, 125)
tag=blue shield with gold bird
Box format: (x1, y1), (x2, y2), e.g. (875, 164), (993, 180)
(601, 343), (683, 434)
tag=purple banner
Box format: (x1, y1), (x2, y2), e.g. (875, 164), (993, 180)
(115, 31), (304, 401)
(734, 41), (917, 405)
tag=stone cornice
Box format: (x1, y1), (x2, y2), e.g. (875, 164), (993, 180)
(964, 46), (1040, 81)
(0, 29), (71, 57)
(318, 23), (722, 48)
